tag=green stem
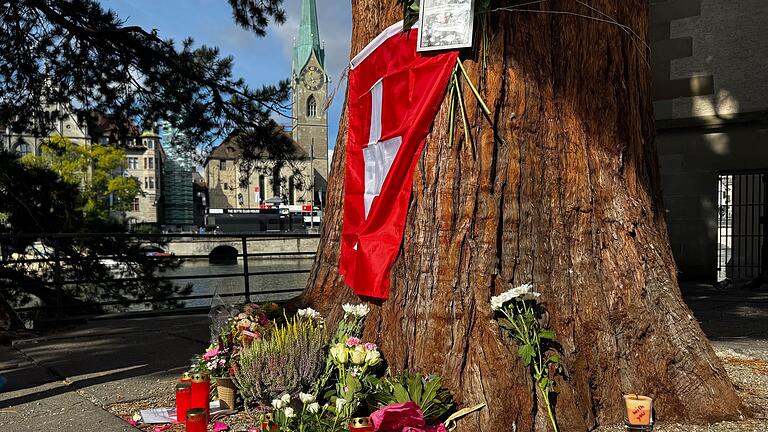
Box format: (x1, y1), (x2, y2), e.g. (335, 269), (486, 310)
(539, 383), (559, 432)
(456, 58), (491, 116)
(452, 72), (471, 148)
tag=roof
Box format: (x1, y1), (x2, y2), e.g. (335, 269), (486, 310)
(293, 0), (324, 72)
(204, 129), (306, 166)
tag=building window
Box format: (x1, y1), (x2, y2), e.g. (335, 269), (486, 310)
(272, 167), (281, 197)
(289, 176), (295, 205)
(131, 198), (140, 212)
(128, 157), (139, 170)
(144, 157), (154, 170)
(146, 139), (155, 149)
(145, 177), (155, 189)
(220, 160), (227, 170)
(259, 175), (265, 204)
(15, 142), (32, 157)
(307, 95), (317, 118)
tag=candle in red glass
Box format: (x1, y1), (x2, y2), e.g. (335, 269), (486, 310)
(185, 408), (207, 432)
(180, 372), (193, 383)
(349, 417), (374, 432)
(175, 382), (192, 423)
(190, 373), (210, 421)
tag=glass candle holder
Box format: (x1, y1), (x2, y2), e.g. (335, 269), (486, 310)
(190, 373), (211, 421)
(185, 408), (207, 432)
(180, 372), (193, 383)
(175, 382), (192, 423)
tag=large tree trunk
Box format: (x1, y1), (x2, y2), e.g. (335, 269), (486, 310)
(303, 1), (743, 430)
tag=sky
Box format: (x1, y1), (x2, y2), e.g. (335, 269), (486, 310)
(101, 0), (352, 154)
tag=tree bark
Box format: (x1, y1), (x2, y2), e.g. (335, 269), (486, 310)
(303, 1), (743, 430)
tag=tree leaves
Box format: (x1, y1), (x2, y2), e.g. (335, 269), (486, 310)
(1, 0), (293, 162)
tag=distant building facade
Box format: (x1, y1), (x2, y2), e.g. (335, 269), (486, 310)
(161, 121), (196, 227)
(652, 0), (768, 282)
(204, 133), (310, 210)
(2, 108), (164, 225)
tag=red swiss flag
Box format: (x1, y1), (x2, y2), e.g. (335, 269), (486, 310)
(340, 21), (458, 299)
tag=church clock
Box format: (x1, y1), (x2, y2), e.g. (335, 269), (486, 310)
(301, 65), (323, 91)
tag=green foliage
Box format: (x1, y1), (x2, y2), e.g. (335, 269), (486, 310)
(0, 150), (189, 318)
(397, 0), (420, 31)
(234, 315), (328, 407)
(1, 0), (293, 160)
(23, 135), (141, 219)
(366, 371), (454, 423)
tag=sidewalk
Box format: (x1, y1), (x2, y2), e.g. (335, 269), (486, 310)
(1, 284), (767, 431)
(0, 314), (209, 431)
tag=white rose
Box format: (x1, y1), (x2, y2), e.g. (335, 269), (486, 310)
(299, 392), (315, 404)
(271, 398), (284, 409)
(284, 407), (295, 418)
(308, 402), (320, 414)
(281, 393), (291, 405)
(335, 398), (347, 413)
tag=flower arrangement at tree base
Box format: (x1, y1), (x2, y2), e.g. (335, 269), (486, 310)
(182, 302), (484, 432)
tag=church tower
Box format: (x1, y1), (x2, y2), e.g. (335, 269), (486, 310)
(292, 0), (328, 208)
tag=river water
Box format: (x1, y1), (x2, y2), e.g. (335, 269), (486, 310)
(165, 257), (314, 308)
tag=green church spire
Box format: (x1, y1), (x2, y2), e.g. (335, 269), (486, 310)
(293, 0), (324, 73)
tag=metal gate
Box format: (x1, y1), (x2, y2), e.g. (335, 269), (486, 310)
(717, 171), (768, 282)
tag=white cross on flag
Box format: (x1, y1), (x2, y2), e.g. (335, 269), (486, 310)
(339, 21), (458, 299)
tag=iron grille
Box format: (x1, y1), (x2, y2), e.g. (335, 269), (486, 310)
(717, 172), (767, 282)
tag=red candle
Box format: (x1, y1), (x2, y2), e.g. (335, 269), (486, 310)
(180, 372), (193, 383)
(185, 408), (207, 432)
(175, 382), (192, 423)
(190, 373), (211, 421)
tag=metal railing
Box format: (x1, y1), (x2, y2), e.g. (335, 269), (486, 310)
(0, 232), (320, 314)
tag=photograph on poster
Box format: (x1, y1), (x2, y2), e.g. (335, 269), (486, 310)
(417, 0), (475, 51)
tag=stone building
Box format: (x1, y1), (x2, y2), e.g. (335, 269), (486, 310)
(2, 105), (90, 155)
(652, 0), (768, 282)
(292, 0), (329, 208)
(204, 132), (310, 209)
(204, 0), (329, 212)
(1, 109), (164, 225)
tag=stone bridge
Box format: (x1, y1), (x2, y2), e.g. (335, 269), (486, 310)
(161, 235), (320, 262)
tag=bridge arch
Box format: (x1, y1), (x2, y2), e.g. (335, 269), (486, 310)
(209, 245), (239, 264)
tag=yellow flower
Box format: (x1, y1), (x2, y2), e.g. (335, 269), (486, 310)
(330, 342), (348, 364)
(350, 346), (367, 365)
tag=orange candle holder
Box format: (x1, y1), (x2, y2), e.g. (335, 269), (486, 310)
(185, 408), (207, 432)
(175, 382), (192, 423)
(623, 394), (653, 428)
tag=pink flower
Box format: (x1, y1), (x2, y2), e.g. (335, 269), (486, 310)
(364, 342), (378, 351)
(258, 314), (269, 326)
(346, 336), (361, 347)
(213, 421), (230, 432)
(203, 346), (220, 361)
